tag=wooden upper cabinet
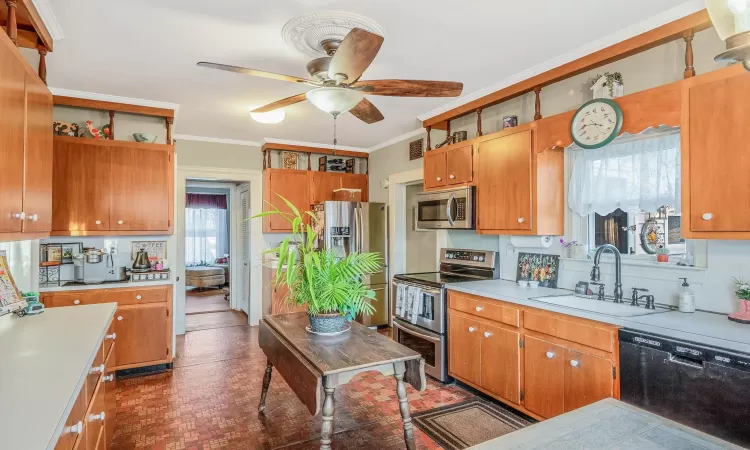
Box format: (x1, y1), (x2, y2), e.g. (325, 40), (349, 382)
(0, 44), (26, 234)
(109, 144), (171, 231)
(524, 335), (566, 419)
(310, 172), (342, 205)
(264, 169), (311, 233)
(480, 322), (520, 404)
(448, 312), (481, 385)
(563, 348), (613, 413)
(23, 75), (53, 233)
(423, 151), (447, 190)
(446, 142), (473, 186)
(52, 138), (111, 232)
(476, 124), (563, 235)
(683, 67), (750, 237)
(340, 173), (368, 201)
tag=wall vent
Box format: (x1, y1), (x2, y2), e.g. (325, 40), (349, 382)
(409, 138), (424, 161)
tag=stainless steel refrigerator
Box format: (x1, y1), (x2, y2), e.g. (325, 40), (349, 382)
(313, 201), (389, 327)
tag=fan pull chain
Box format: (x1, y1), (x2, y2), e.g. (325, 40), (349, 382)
(332, 113), (338, 155)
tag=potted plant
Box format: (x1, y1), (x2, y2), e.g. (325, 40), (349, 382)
(655, 245), (670, 263)
(254, 197), (383, 333)
(729, 278), (750, 324)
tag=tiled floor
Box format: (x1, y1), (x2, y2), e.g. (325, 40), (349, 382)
(112, 323), (474, 449)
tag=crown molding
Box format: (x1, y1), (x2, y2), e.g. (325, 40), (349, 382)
(49, 88), (181, 116)
(174, 134), (262, 147)
(263, 138), (369, 153)
(416, 0), (706, 121)
(32, 0), (64, 41)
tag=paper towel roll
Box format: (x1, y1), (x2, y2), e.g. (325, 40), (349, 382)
(510, 235), (556, 248)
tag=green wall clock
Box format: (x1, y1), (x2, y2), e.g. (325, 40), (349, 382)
(570, 98), (624, 149)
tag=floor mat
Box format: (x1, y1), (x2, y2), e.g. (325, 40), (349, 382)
(412, 398), (534, 450)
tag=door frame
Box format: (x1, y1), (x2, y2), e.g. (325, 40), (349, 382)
(174, 165), (264, 338)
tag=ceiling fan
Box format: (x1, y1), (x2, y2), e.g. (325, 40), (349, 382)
(197, 28), (463, 124)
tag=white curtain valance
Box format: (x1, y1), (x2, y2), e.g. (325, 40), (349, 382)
(568, 126), (681, 217)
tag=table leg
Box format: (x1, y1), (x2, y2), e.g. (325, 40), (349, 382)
(394, 362), (416, 450)
(320, 376), (336, 450)
(258, 360), (273, 413)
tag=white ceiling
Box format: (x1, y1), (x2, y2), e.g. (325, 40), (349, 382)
(45, 0), (697, 149)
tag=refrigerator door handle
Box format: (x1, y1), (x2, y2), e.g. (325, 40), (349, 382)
(358, 204), (365, 252)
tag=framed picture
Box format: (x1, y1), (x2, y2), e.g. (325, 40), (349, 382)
(516, 252), (560, 288)
(61, 243), (83, 265)
(47, 245), (62, 263)
(0, 256), (23, 308)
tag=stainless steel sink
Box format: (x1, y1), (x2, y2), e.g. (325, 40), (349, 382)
(529, 295), (669, 318)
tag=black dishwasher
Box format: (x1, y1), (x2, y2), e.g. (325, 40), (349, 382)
(619, 329), (750, 448)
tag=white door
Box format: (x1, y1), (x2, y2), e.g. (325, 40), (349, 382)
(239, 185), (251, 314)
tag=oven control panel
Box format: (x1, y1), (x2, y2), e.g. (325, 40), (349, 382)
(444, 250), (486, 263)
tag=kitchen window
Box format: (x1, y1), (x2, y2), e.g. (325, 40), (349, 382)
(567, 126), (689, 261)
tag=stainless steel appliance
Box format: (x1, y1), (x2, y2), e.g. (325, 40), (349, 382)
(314, 201), (389, 327)
(132, 249), (151, 272)
(393, 248), (500, 382)
(619, 329), (750, 447)
(416, 187), (474, 230)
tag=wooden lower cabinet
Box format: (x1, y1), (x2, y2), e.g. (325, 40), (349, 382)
(448, 290), (619, 421)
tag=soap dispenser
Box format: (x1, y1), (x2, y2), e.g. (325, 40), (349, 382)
(678, 277), (696, 313)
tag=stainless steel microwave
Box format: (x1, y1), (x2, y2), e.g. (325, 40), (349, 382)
(416, 187), (475, 229)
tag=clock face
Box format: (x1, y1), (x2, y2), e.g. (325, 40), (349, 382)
(571, 99), (623, 149)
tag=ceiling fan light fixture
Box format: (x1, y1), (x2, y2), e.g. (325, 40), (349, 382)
(249, 106), (285, 124)
(707, 0), (750, 70)
(305, 87), (363, 115)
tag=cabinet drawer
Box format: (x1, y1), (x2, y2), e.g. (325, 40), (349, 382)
(85, 341), (105, 405)
(449, 292), (520, 327)
(88, 287), (168, 306)
(524, 310), (614, 352)
(103, 322), (115, 358)
(54, 385), (86, 450)
(44, 293), (89, 308)
(85, 379), (106, 450)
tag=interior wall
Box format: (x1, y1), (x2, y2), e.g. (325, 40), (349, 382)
(404, 183), (438, 273)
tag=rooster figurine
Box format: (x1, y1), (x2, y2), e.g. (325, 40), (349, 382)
(85, 120), (111, 140)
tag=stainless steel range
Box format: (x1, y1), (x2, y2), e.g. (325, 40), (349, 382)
(392, 248), (500, 382)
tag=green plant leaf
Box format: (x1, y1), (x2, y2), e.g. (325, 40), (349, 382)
(276, 194), (300, 219)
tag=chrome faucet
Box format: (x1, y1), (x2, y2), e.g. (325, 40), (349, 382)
(590, 244), (624, 303)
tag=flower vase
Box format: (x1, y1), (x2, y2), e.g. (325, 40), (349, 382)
(728, 299), (750, 324)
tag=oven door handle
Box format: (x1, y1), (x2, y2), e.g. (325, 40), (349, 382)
(446, 193), (456, 226)
(393, 281), (442, 297)
(393, 319), (443, 344)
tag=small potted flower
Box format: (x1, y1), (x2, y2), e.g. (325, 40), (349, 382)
(560, 239), (585, 259)
(655, 245), (670, 263)
(729, 278), (750, 324)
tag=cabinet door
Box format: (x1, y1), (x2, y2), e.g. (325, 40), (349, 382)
(423, 152), (447, 190)
(103, 347), (117, 448)
(448, 312), (481, 385)
(86, 381), (106, 450)
(524, 335), (565, 419)
(446, 144), (473, 185)
(23, 75), (54, 233)
(109, 145), (171, 231)
(114, 305), (168, 367)
(52, 139), (111, 232)
(687, 72), (750, 232)
(0, 47), (26, 233)
(564, 348), (613, 413)
(480, 322), (520, 404)
(265, 170), (310, 232)
(310, 172), (342, 204)
(477, 130), (532, 231)
(340, 173), (369, 201)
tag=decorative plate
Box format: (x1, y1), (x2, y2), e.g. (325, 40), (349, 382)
(571, 98), (623, 149)
(305, 323), (351, 336)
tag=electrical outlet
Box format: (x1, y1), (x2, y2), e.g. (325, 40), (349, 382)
(505, 244), (516, 256)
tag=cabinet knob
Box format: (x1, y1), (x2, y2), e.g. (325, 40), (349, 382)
(73, 299), (81, 305)
(702, 213), (713, 221)
(518, 217), (525, 223)
(468, 326), (477, 333)
(117, 220), (124, 225)
(136, 295), (142, 300)
(483, 331), (493, 338)
(117, 316), (123, 321)
(546, 351), (555, 359)
(89, 412), (105, 422)
(105, 332), (116, 340)
(69, 421), (83, 434)
(570, 360), (580, 368)
(436, 177), (442, 181)
(90, 364), (105, 374)
(449, 175), (455, 179)
(95, 220), (102, 225)
(475, 306), (484, 312)
(27, 214), (38, 222)
(14, 212), (25, 220)
(103, 374), (115, 382)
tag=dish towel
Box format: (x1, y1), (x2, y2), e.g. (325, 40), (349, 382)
(395, 284), (406, 316)
(409, 286), (423, 325)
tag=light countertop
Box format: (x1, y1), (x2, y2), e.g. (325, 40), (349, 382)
(39, 279), (173, 292)
(447, 280), (750, 354)
(0, 304), (116, 450)
(469, 398), (742, 449)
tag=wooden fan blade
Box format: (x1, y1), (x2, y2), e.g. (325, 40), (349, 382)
(353, 79), (463, 97)
(251, 93), (308, 113)
(328, 28), (384, 84)
(349, 98), (384, 124)
(197, 62), (316, 84)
